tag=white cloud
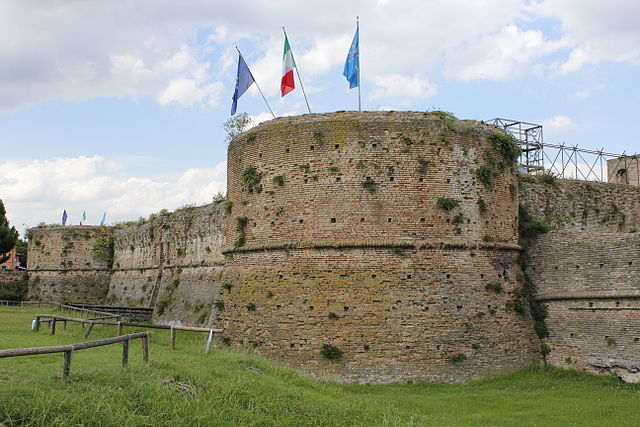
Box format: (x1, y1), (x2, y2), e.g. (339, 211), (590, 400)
(542, 115), (575, 134)
(370, 74), (437, 106)
(0, 155), (226, 233)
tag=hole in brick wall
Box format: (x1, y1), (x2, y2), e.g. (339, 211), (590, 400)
(299, 219), (304, 224)
(407, 274), (412, 279)
(589, 302), (593, 307)
(437, 345), (441, 350)
(406, 345), (411, 349)
(336, 177), (341, 182)
(278, 274), (283, 279)
(388, 218), (392, 222)
(360, 217), (365, 223)
(480, 274), (484, 278)
(366, 176), (371, 181)
(446, 219), (450, 223)
(423, 306), (429, 311)
(304, 179), (308, 184)
(309, 306), (314, 310)
(616, 301), (620, 307)
(467, 219), (471, 224)
(446, 178), (451, 183)
(570, 333), (574, 337)
(258, 153), (262, 158)
(290, 343), (295, 348)
(335, 144), (340, 149)
(310, 145), (315, 150)
(331, 218), (337, 223)
(364, 344), (370, 351)
(372, 143), (377, 148)
(285, 148), (290, 153)
(554, 266), (558, 270)
(253, 222), (257, 227)
(420, 218), (425, 223)
(277, 304), (281, 308)
(270, 221), (275, 226)
(389, 176), (394, 181)
(438, 148), (442, 154)
(372, 274), (377, 279)
(344, 306), (349, 311)
(600, 263), (604, 268)
(446, 273), (451, 279)
(576, 265), (580, 269)
(635, 338), (639, 343)
(419, 177), (424, 182)
(629, 261), (633, 266)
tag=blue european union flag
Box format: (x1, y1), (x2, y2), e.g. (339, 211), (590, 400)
(343, 28), (359, 89)
(231, 53), (256, 115)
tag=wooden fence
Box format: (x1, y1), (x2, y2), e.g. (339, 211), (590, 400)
(0, 332), (149, 379)
(33, 314), (222, 354)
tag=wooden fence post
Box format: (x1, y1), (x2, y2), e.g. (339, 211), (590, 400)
(122, 339), (129, 367)
(63, 350), (73, 379)
(142, 335), (149, 363)
(83, 322), (95, 339)
(170, 327), (176, 350)
(51, 318), (57, 335)
(117, 321), (123, 336)
(205, 329), (214, 354)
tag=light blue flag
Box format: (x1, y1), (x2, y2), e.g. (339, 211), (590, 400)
(99, 212), (107, 226)
(343, 27), (359, 88)
(61, 210), (68, 226)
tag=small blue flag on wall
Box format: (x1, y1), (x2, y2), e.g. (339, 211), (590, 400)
(343, 27), (359, 89)
(231, 52), (256, 115)
(61, 210), (68, 226)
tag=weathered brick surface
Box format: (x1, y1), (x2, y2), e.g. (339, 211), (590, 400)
(526, 230), (640, 380)
(217, 111), (540, 382)
(107, 202), (226, 325)
(26, 226), (112, 303)
(520, 178), (640, 232)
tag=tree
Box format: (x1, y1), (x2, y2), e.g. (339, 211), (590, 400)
(0, 200), (19, 265)
(223, 113), (252, 143)
(15, 238), (28, 268)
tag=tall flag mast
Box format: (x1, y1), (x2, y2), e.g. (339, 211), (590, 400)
(231, 47), (275, 119)
(281, 26), (312, 113)
(343, 17), (361, 111)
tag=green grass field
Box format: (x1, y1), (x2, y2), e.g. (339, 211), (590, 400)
(1, 307), (640, 426)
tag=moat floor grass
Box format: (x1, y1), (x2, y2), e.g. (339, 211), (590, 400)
(1, 307), (639, 426)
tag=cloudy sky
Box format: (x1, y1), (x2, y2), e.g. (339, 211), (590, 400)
(1, 0), (639, 235)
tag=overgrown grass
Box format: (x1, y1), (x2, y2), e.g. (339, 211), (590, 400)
(2, 307), (640, 426)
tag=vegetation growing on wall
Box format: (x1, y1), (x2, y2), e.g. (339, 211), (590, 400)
(91, 233), (114, 266)
(242, 166), (263, 194)
(320, 344), (343, 360)
(235, 216), (249, 248)
(437, 198), (460, 212)
(0, 272), (28, 300)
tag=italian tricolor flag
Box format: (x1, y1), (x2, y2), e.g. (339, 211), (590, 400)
(281, 35), (295, 97)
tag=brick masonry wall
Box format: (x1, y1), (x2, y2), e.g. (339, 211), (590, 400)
(107, 202), (226, 325)
(216, 111), (540, 382)
(526, 230), (640, 381)
(26, 226), (113, 303)
(520, 177), (640, 232)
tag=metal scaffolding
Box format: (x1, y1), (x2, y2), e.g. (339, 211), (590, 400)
(486, 118), (639, 184)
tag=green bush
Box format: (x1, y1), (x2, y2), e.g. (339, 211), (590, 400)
(241, 166), (263, 193)
(437, 198), (459, 212)
(362, 180), (377, 193)
(488, 132), (521, 165)
(448, 353), (466, 363)
(320, 344), (343, 360)
(272, 175), (285, 186)
(0, 272), (28, 301)
(485, 282), (503, 293)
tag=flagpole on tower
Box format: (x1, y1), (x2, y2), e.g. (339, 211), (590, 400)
(282, 26), (312, 113)
(235, 46), (276, 119)
(357, 16), (361, 112)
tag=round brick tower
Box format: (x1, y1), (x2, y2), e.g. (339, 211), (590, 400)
(216, 111), (539, 382)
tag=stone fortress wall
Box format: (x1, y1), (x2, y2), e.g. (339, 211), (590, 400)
(27, 226), (113, 303)
(24, 111), (640, 383)
(519, 178), (640, 381)
(219, 111), (539, 382)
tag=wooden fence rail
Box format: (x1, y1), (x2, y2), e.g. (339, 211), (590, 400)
(0, 332), (150, 379)
(33, 314), (222, 354)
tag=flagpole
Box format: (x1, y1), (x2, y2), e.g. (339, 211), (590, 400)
(282, 26), (312, 114)
(235, 46), (276, 119)
(357, 16), (361, 112)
